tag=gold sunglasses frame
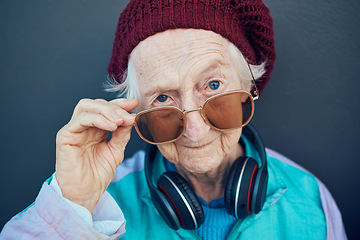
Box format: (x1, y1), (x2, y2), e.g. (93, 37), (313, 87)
(133, 58), (259, 145)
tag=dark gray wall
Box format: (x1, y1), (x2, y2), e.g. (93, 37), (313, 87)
(0, 0), (359, 238)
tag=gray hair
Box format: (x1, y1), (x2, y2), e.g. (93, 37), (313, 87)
(104, 41), (266, 100)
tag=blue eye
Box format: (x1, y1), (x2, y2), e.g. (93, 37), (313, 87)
(208, 80), (220, 90)
(156, 95), (168, 103)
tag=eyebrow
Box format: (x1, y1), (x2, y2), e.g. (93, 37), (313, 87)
(142, 82), (175, 102)
(141, 57), (229, 100)
(198, 57), (228, 76)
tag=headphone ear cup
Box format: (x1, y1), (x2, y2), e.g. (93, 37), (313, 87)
(224, 157), (242, 217)
(225, 156), (259, 219)
(150, 187), (181, 230)
(157, 171), (204, 230)
(251, 166), (268, 214)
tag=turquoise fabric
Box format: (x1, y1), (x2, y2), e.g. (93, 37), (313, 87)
(165, 158), (237, 239)
(107, 135), (326, 239)
(195, 197), (237, 240)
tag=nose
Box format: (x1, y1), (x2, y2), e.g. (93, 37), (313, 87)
(183, 110), (210, 142)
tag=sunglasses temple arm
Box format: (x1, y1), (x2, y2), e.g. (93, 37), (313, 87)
(245, 57), (259, 100)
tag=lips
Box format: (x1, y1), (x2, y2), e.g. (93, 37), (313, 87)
(184, 140), (214, 150)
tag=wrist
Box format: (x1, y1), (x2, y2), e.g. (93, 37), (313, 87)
(62, 193), (99, 214)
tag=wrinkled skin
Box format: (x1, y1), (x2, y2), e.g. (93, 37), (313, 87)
(132, 29), (245, 202)
(56, 98), (138, 213)
(55, 29), (248, 213)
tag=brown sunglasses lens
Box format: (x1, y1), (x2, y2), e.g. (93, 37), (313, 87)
(135, 91), (254, 144)
(203, 91), (253, 130)
(135, 108), (184, 144)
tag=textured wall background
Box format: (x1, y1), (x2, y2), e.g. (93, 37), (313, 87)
(1, 0), (359, 238)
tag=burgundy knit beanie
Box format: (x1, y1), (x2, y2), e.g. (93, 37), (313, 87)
(108, 0), (275, 95)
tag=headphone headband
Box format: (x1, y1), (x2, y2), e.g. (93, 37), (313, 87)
(241, 123), (267, 169)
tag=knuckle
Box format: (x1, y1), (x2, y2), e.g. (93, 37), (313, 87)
(56, 125), (67, 142)
(114, 107), (126, 115)
(56, 129), (62, 141)
(74, 98), (91, 112)
(78, 98), (91, 106)
(94, 98), (107, 103)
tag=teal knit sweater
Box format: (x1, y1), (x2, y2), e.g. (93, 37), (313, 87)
(165, 161), (237, 240)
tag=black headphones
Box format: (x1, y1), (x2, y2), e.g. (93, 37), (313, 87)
(145, 124), (268, 230)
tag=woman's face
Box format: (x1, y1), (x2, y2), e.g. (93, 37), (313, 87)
(132, 29), (246, 175)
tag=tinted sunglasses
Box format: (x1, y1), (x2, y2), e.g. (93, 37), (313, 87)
(134, 58), (259, 145)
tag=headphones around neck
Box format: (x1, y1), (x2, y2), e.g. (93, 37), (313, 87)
(145, 124), (268, 230)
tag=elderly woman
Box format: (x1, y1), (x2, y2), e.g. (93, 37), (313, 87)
(1, 0), (346, 239)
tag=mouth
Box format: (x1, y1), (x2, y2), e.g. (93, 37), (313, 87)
(184, 140), (214, 150)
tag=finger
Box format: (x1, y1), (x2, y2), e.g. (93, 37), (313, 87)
(105, 106), (135, 127)
(110, 98), (139, 112)
(71, 99), (131, 124)
(68, 112), (121, 133)
(72, 99), (109, 120)
(110, 99), (138, 126)
(108, 125), (133, 165)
